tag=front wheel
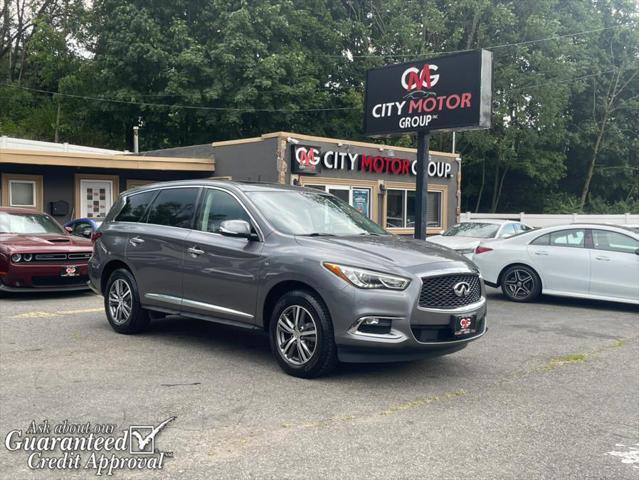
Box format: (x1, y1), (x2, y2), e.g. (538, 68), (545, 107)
(269, 290), (338, 378)
(104, 268), (150, 333)
(501, 265), (541, 302)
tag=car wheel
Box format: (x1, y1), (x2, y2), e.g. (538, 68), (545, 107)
(269, 290), (338, 378)
(104, 268), (150, 334)
(501, 265), (541, 302)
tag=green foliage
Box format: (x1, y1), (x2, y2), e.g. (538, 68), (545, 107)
(1, 0), (637, 213)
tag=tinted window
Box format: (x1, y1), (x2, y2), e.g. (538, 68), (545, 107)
(115, 191), (157, 222)
(72, 221), (92, 237)
(196, 189), (251, 233)
(592, 230), (639, 254)
(550, 229), (585, 248)
(531, 233), (549, 246)
(146, 188), (199, 228)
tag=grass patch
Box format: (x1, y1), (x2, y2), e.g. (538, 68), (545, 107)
(544, 353), (587, 370)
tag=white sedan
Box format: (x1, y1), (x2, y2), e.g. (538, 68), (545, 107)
(472, 224), (639, 305)
(427, 220), (533, 257)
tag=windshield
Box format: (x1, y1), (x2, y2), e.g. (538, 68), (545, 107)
(442, 222), (500, 238)
(247, 190), (388, 236)
(0, 212), (66, 235)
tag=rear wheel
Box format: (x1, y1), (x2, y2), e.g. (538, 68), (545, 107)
(269, 290), (338, 378)
(104, 268), (150, 333)
(501, 265), (541, 302)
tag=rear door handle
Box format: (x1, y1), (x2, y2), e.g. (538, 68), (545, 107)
(534, 251), (549, 256)
(129, 236), (144, 246)
(595, 256), (611, 261)
(187, 246), (204, 257)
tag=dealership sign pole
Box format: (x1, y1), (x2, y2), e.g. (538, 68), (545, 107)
(364, 49), (492, 239)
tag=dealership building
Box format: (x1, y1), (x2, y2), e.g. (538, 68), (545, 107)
(1, 131), (461, 235)
(143, 131), (461, 236)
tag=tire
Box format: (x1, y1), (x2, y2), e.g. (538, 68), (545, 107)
(501, 265), (542, 302)
(269, 290), (338, 378)
(104, 268), (150, 334)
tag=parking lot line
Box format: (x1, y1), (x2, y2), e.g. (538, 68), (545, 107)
(11, 307), (104, 319)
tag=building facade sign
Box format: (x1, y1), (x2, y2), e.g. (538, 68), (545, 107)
(291, 145), (452, 178)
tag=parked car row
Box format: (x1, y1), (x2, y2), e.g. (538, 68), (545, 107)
(2, 187), (637, 377)
(428, 221), (639, 305)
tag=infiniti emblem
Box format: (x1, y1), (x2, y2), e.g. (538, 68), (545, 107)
(453, 281), (471, 297)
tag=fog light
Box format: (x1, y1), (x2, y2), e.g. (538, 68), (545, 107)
(11, 254), (21, 263)
(358, 317), (392, 335)
(23, 254), (33, 262)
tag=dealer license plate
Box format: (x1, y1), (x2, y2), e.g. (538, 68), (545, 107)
(452, 314), (477, 336)
(61, 266), (79, 277)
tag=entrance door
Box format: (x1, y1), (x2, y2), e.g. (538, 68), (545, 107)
(327, 186), (350, 204)
(80, 179), (113, 218)
(316, 185), (372, 219)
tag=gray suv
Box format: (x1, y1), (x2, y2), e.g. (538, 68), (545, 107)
(89, 180), (487, 378)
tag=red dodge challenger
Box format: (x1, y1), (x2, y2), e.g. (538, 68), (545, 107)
(0, 207), (94, 293)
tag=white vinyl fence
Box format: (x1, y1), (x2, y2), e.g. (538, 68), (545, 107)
(459, 212), (639, 228)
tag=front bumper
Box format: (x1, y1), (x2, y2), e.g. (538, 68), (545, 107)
(0, 262), (90, 292)
(329, 267), (487, 363)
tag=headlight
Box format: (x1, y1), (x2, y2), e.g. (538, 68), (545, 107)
(11, 253), (22, 263)
(323, 262), (410, 290)
(23, 253), (33, 262)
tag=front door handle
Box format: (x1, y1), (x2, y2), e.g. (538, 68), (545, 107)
(534, 251), (549, 256)
(129, 236), (144, 247)
(187, 246), (204, 257)
(595, 256), (611, 261)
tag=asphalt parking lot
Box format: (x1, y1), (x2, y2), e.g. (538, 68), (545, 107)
(1, 288), (637, 479)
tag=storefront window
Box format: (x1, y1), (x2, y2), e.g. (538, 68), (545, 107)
(386, 189), (442, 229)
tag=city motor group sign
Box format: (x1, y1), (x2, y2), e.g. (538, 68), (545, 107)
(291, 144), (453, 178)
(364, 49), (492, 136)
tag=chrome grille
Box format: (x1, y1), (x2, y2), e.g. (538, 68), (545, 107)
(419, 273), (481, 309)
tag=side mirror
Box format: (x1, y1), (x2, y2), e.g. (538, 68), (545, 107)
(219, 220), (252, 239)
(64, 226), (73, 233)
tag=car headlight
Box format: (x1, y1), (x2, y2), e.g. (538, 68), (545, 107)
(323, 262), (410, 290)
(11, 253), (22, 263)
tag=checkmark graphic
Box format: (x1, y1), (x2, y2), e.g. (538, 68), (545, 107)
(129, 416), (176, 454)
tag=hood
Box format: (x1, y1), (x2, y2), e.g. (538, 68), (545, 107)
(0, 233), (92, 252)
(427, 235), (483, 250)
(295, 234), (475, 273)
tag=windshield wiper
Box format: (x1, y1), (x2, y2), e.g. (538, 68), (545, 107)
(303, 233), (336, 237)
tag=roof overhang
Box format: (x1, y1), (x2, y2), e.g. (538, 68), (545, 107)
(212, 131), (460, 159)
(0, 149), (214, 172)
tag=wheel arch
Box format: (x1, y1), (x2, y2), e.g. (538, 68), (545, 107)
(100, 259), (133, 295)
(497, 262), (543, 290)
(261, 280), (327, 333)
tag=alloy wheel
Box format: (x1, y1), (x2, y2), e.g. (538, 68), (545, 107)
(108, 279), (132, 325)
(276, 305), (318, 365)
(504, 269), (535, 299)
